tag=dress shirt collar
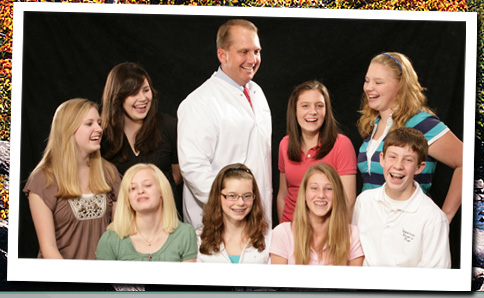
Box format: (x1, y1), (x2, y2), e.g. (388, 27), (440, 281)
(214, 66), (246, 92)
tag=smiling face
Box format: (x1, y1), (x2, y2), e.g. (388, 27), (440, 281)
(296, 89), (326, 138)
(122, 78), (152, 124)
(128, 168), (163, 214)
(380, 145), (426, 201)
(217, 25), (261, 87)
(220, 177), (254, 225)
(74, 106), (102, 158)
(305, 172), (333, 220)
(363, 62), (400, 118)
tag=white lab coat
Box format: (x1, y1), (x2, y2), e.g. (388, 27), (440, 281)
(177, 73), (272, 230)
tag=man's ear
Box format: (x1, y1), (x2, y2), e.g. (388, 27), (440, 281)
(415, 161), (426, 175)
(217, 48), (226, 64)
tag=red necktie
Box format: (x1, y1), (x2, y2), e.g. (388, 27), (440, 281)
(243, 87), (253, 109)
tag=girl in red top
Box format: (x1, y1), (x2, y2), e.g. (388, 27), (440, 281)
(277, 80), (357, 223)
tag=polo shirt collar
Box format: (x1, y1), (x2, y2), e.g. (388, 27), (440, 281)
(377, 181), (423, 213)
(370, 114), (394, 140)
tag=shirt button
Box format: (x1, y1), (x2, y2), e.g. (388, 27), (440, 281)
(308, 154), (311, 158)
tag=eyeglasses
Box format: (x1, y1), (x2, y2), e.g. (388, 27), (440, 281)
(221, 193), (255, 201)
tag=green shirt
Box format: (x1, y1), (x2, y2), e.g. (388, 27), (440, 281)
(96, 222), (197, 262)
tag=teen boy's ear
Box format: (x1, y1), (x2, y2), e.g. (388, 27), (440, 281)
(415, 161), (426, 175)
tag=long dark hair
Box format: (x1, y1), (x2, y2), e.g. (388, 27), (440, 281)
(101, 62), (161, 162)
(199, 163), (268, 254)
(286, 80), (340, 162)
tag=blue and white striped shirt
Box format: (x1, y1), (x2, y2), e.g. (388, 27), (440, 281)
(357, 111), (449, 194)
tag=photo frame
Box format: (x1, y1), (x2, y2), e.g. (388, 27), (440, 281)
(8, 2), (476, 291)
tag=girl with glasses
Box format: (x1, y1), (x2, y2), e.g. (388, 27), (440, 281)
(197, 163), (270, 263)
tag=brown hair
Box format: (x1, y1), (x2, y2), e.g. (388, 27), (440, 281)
(101, 62), (161, 163)
(382, 127), (428, 164)
(199, 163), (268, 255)
(216, 19), (258, 50)
(286, 80), (340, 162)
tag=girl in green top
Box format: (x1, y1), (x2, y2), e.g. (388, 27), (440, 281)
(96, 163), (197, 262)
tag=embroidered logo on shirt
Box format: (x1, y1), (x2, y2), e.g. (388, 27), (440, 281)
(402, 229), (415, 242)
(68, 194), (106, 220)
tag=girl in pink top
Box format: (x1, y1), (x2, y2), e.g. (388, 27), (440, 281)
(277, 80), (357, 223)
(270, 163), (364, 265)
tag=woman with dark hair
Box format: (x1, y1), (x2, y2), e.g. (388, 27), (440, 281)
(277, 80), (356, 223)
(100, 62), (181, 215)
(357, 52), (462, 223)
(197, 163), (270, 264)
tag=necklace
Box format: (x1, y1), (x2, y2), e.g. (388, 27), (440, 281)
(136, 225), (163, 247)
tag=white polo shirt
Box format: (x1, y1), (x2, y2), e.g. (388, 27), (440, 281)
(352, 182), (451, 268)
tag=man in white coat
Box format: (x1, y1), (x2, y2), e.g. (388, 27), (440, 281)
(177, 19), (272, 229)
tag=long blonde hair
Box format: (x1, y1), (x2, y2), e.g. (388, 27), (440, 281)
(292, 163), (349, 265)
(357, 52), (434, 138)
(29, 98), (115, 198)
(107, 163), (179, 239)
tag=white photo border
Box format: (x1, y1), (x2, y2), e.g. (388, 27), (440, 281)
(8, 2), (476, 291)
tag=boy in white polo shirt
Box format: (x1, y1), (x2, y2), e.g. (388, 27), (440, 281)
(352, 127), (450, 268)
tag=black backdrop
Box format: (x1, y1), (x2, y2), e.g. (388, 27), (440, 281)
(17, 9), (465, 270)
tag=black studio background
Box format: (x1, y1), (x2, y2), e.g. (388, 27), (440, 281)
(16, 9), (465, 289)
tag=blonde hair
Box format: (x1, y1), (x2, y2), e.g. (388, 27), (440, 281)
(29, 98), (115, 198)
(357, 52), (434, 137)
(216, 19), (258, 50)
(292, 163), (350, 265)
(107, 163), (179, 239)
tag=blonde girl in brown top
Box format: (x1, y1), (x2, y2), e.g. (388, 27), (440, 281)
(24, 98), (120, 259)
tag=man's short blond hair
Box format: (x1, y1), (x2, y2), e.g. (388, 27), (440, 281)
(216, 19), (258, 50)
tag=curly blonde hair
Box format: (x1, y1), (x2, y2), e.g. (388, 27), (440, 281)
(357, 52), (434, 138)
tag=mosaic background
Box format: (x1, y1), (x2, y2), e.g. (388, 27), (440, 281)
(0, 0), (482, 291)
